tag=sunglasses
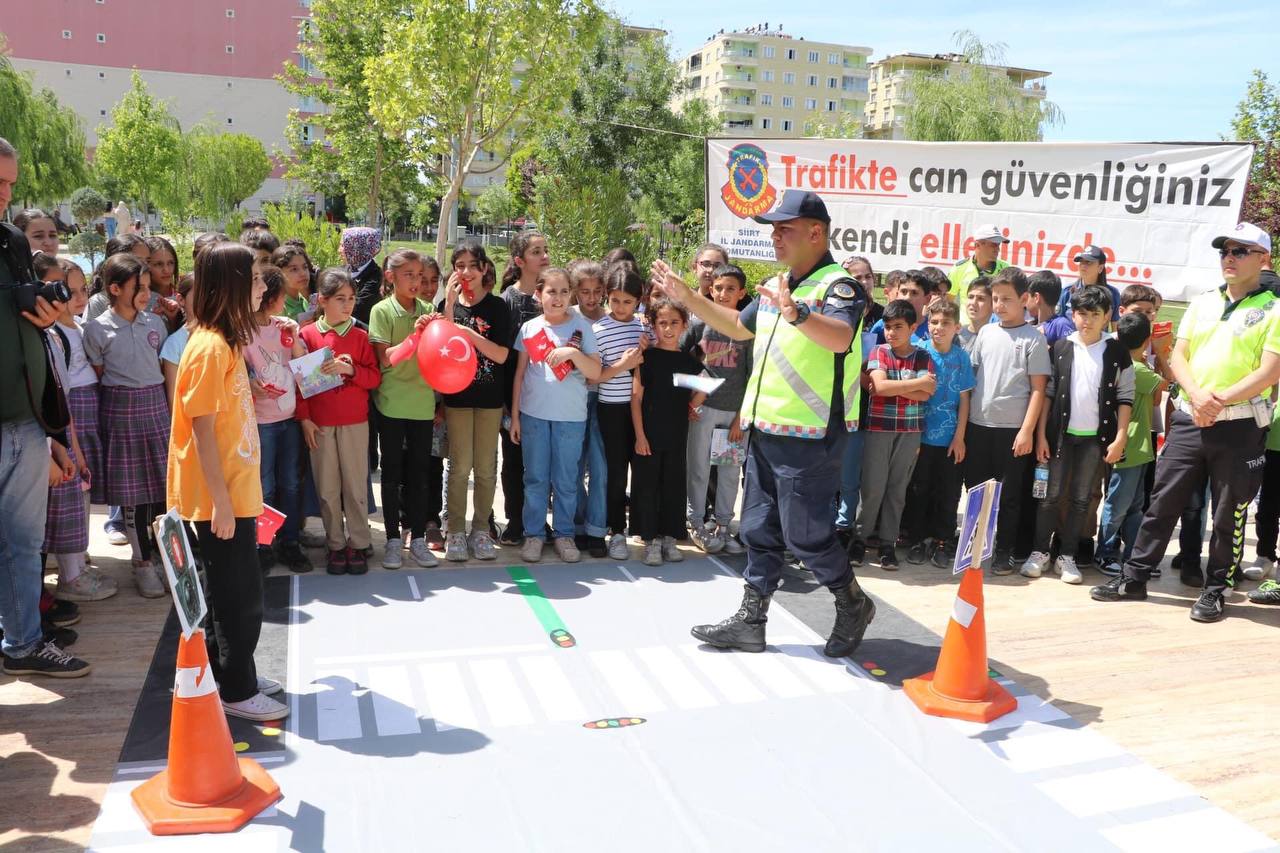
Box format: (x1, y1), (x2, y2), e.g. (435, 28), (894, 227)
(1219, 246), (1265, 258)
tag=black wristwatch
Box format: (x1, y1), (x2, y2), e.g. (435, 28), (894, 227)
(788, 301), (811, 326)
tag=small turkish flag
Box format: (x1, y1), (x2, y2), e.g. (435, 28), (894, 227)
(524, 328), (554, 363)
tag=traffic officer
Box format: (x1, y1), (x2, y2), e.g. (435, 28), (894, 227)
(949, 223), (1010, 306)
(651, 190), (875, 657)
(1092, 222), (1280, 622)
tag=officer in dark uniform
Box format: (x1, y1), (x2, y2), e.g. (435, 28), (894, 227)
(652, 190), (875, 657)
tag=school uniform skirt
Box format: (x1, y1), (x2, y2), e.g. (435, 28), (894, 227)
(100, 383), (170, 507)
(44, 446), (88, 554)
(68, 384), (105, 504)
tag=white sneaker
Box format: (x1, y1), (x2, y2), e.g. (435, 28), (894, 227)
(520, 536), (544, 563)
(257, 676), (283, 696)
(1056, 556), (1083, 584)
(383, 538), (404, 569)
(56, 571), (118, 602)
(691, 524), (724, 554)
(720, 526), (744, 554)
(643, 539), (663, 566)
(607, 533), (630, 561)
(470, 531), (497, 561)
(1243, 556), (1275, 581)
(106, 528), (128, 546)
(134, 563), (166, 598)
(409, 538), (438, 567)
(662, 536), (684, 562)
(1020, 551), (1050, 579)
(554, 537), (581, 563)
(445, 532), (468, 562)
(222, 691), (290, 721)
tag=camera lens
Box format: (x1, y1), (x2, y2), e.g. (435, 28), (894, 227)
(39, 281), (71, 304)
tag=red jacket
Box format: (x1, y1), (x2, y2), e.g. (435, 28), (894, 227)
(295, 321), (381, 426)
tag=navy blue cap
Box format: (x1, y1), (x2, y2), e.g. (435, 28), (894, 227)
(752, 189), (830, 225)
(1073, 244), (1106, 264)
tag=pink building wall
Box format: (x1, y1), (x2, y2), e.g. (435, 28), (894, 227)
(3, 0), (306, 79)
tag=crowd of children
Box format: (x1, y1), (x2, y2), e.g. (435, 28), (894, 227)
(24, 212), (1280, 686)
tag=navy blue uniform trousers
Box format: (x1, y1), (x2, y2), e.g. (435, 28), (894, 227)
(741, 427), (853, 596)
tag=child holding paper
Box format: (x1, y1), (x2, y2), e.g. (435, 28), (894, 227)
(245, 263), (311, 574)
(682, 263), (752, 554)
(510, 268), (602, 564)
(632, 298), (706, 566)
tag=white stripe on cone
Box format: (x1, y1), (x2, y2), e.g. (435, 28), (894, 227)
(175, 663), (218, 698)
(951, 597), (978, 629)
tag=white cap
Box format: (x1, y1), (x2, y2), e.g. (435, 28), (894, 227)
(1211, 221), (1272, 254)
(973, 224), (1009, 244)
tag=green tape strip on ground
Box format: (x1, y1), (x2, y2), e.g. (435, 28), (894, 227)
(507, 566), (576, 648)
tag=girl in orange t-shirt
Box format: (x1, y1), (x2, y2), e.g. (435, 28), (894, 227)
(167, 242), (286, 722)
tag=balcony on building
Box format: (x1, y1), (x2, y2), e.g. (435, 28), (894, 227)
(718, 71), (757, 91)
(724, 118), (754, 131)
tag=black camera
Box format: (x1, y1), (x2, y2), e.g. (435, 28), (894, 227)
(4, 280), (72, 313)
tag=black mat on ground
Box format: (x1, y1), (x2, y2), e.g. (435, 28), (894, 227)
(116, 575), (291, 766)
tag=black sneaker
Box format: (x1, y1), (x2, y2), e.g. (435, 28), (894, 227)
(848, 540), (866, 567)
(326, 548), (348, 575)
(906, 541), (928, 565)
(585, 536), (608, 558)
(46, 598), (80, 628)
(41, 619), (77, 646)
(257, 544), (276, 574)
(1098, 558), (1122, 577)
(879, 545), (899, 571)
(499, 524), (524, 546)
(346, 546), (369, 576)
(574, 533), (590, 551)
(1247, 580), (1280, 604)
(3, 641), (91, 678)
(278, 541), (313, 574)
(990, 550), (1015, 576)
(1189, 589), (1226, 623)
(1090, 575), (1148, 602)
(929, 540), (952, 569)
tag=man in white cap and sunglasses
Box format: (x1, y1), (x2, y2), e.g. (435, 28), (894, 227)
(1092, 222), (1280, 622)
(949, 223), (1010, 306)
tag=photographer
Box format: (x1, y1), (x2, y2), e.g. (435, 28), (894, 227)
(0, 136), (91, 678)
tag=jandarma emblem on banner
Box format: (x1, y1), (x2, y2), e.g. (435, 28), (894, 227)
(721, 143), (777, 219)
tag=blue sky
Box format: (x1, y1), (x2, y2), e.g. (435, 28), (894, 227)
(609, 0), (1279, 142)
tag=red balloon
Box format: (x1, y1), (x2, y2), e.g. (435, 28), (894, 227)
(417, 319), (478, 394)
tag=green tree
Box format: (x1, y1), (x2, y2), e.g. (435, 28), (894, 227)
(472, 184), (518, 231)
(364, 0), (604, 267)
(279, 0), (419, 224)
(0, 41), (89, 205)
(530, 22), (710, 223)
(1231, 70), (1280, 260)
(903, 31), (1062, 142)
(66, 187), (107, 264)
(94, 72), (182, 221)
(263, 201), (342, 269)
(180, 125), (273, 223)
(533, 168), (633, 263)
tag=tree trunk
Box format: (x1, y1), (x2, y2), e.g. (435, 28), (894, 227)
(368, 137), (383, 226)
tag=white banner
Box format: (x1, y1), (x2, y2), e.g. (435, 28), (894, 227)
(707, 139), (1254, 302)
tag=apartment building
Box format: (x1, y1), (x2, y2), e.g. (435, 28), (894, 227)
(864, 52), (1050, 139)
(3, 0), (316, 211)
(672, 25), (873, 138)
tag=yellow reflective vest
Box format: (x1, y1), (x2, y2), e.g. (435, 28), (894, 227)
(740, 263), (863, 439)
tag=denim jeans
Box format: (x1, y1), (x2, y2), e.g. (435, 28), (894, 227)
(1033, 434), (1104, 558)
(104, 503), (124, 533)
(258, 419), (303, 543)
(521, 415), (587, 539)
(574, 395), (608, 538)
(0, 418), (51, 657)
(1098, 463), (1147, 564)
(835, 428), (865, 529)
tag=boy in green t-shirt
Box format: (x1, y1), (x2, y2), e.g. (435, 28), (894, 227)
(1098, 312), (1166, 575)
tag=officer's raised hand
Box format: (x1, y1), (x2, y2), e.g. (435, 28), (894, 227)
(757, 274), (798, 322)
(650, 259), (688, 305)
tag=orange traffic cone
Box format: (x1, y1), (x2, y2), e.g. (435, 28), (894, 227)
(902, 567), (1017, 723)
(132, 630), (281, 835)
